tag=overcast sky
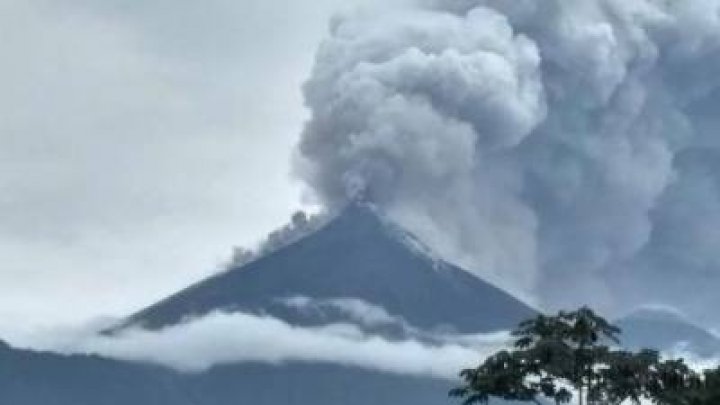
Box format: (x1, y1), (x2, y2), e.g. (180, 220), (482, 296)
(7, 0), (720, 340)
(0, 0), (384, 331)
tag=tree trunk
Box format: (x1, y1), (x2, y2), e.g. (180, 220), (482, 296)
(586, 370), (592, 405)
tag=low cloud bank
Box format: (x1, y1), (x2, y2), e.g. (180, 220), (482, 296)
(10, 309), (509, 381)
(9, 298), (717, 382)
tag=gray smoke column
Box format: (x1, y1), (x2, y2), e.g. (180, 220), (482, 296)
(295, 0), (720, 325)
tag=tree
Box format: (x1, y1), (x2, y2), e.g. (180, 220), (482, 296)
(596, 348), (660, 404)
(514, 307), (622, 405)
(667, 366), (720, 405)
(451, 307), (693, 405)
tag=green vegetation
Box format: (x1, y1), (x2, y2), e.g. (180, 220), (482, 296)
(451, 307), (720, 405)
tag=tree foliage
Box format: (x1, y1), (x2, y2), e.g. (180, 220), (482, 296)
(451, 307), (716, 405)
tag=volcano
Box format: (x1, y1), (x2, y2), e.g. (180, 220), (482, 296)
(5, 203), (716, 405)
(120, 202), (536, 333)
(2, 203), (538, 405)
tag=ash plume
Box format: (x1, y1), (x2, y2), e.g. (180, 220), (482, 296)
(294, 0), (720, 325)
(229, 210), (330, 267)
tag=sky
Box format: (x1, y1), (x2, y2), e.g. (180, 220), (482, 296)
(5, 0), (720, 337)
(0, 0), (383, 330)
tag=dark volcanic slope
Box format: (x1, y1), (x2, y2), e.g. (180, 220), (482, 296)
(125, 203), (535, 333)
(4, 204), (539, 405)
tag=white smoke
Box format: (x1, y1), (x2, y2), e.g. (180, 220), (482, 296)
(294, 0), (720, 324)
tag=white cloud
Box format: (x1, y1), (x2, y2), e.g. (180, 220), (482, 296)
(280, 296), (405, 328)
(12, 310), (507, 380)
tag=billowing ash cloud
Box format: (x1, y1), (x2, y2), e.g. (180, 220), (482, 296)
(14, 309), (507, 380)
(294, 0), (720, 325)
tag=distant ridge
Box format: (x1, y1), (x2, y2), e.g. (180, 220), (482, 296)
(618, 307), (720, 357)
(0, 340), (452, 405)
